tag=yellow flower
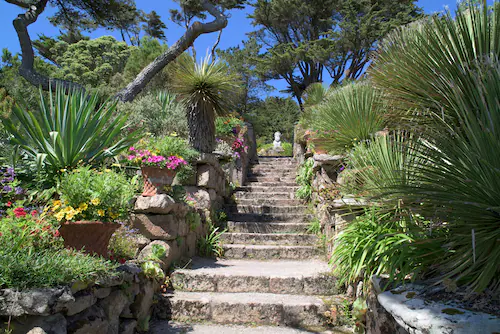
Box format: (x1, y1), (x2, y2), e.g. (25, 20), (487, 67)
(79, 203), (88, 211)
(97, 209), (105, 217)
(109, 212), (119, 219)
(60, 169), (67, 173)
(111, 163), (121, 167)
(105, 169), (111, 173)
(55, 211), (66, 221)
(91, 198), (100, 206)
(170, 132), (178, 137)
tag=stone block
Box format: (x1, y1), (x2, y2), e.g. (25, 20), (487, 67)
(269, 277), (303, 295)
(138, 240), (171, 269)
(131, 214), (179, 241)
(11, 314), (67, 334)
(66, 305), (109, 334)
(184, 187), (211, 209)
(171, 272), (216, 292)
(0, 287), (74, 317)
(130, 280), (157, 327)
(186, 232), (197, 258)
(65, 293), (97, 316)
(134, 194), (176, 214)
(93, 288), (111, 300)
(99, 290), (129, 334)
(197, 164), (218, 189)
(119, 319), (137, 334)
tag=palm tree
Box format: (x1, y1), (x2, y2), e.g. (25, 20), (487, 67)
(171, 56), (240, 153)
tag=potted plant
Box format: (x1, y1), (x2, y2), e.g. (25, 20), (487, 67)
(53, 167), (135, 257)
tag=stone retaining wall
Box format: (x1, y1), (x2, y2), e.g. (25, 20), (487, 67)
(0, 264), (156, 334)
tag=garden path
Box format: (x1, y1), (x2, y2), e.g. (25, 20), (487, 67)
(155, 157), (340, 332)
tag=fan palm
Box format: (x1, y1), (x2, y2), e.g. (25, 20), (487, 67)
(171, 56), (240, 153)
(1, 85), (138, 173)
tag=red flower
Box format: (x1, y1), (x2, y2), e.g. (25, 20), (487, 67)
(53, 230), (60, 238)
(31, 210), (38, 217)
(119, 258), (126, 264)
(13, 207), (27, 218)
(6, 201), (12, 207)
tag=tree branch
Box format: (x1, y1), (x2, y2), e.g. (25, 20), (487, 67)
(210, 29), (223, 62)
(115, 0), (228, 102)
(12, 0), (83, 91)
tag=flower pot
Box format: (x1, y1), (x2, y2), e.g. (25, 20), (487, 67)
(141, 166), (177, 197)
(59, 221), (120, 257)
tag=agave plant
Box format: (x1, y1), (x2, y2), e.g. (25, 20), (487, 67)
(2, 85), (138, 173)
(171, 56), (240, 153)
(310, 82), (387, 154)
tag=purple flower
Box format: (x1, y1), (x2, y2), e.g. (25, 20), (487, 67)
(2, 186), (12, 192)
(339, 166), (345, 172)
(15, 187), (24, 195)
(6, 167), (14, 176)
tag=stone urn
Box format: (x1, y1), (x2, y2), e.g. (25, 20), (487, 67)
(59, 221), (120, 257)
(141, 166), (177, 197)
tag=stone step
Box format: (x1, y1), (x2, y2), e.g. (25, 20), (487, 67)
(221, 233), (318, 246)
(257, 157), (295, 162)
(234, 192), (296, 200)
(236, 186), (299, 193)
(227, 221), (309, 233)
(150, 322), (316, 334)
(250, 167), (296, 174)
(245, 182), (299, 187)
(169, 291), (327, 328)
(171, 258), (337, 295)
(230, 205), (308, 215)
(236, 198), (303, 206)
(247, 176), (297, 183)
(227, 213), (312, 223)
(223, 244), (320, 260)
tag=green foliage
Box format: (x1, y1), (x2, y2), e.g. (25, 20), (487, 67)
(245, 97), (300, 143)
(250, 0), (422, 105)
(57, 167), (136, 222)
(258, 142), (293, 157)
(197, 224), (226, 258)
(330, 207), (440, 288)
(368, 3), (500, 293)
(215, 116), (245, 137)
(307, 218), (322, 235)
(0, 213), (115, 289)
(1, 85), (138, 176)
(50, 36), (130, 91)
(310, 82), (387, 154)
(119, 91), (188, 138)
(187, 211), (202, 231)
(295, 158), (315, 200)
(140, 244), (166, 280)
(171, 55), (241, 153)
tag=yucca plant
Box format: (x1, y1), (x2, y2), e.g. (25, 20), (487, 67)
(197, 224), (226, 258)
(310, 82), (387, 154)
(171, 56), (240, 153)
(2, 85), (138, 174)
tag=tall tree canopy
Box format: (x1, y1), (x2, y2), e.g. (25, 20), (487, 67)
(4, 0), (245, 102)
(250, 0), (422, 108)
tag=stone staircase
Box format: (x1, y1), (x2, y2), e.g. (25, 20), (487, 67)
(161, 157), (339, 332)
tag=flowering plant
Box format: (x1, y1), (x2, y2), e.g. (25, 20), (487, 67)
(127, 147), (187, 170)
(231, 137), (249, 159)
(215, 116), (245, 137)
(53, 167), (135, 223)
(0, 208), (62, 251)
(0, 167), (25, 216)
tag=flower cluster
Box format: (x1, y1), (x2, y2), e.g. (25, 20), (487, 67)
(127, 147), (187, 170)
(231, 138), (249, 159)
(51, 198), (121, 223)
(0, 167), (25, 216)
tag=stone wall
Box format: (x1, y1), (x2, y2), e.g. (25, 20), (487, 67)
(0, 264), (156, 334)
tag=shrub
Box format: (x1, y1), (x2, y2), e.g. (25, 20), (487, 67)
(0, 167), (25, 216)
(119, 91), (189, 138)
(257, 142), (293, 156)
(330, 207), (442, 289)
(55, 167), (136, 223)
(310, 83), (387, 154)
(1, 85), (138, 175)
(296, 158), (315, 200)
(108, 223), (140, 262)
(216, 116), (245, 137)
(0, 212), (115, 289)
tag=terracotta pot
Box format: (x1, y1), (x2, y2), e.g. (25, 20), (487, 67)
(141, 166), (177, 197)
(59, 221), (120, 257)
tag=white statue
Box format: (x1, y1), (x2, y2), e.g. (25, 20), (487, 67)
(273, 131), (282, 149)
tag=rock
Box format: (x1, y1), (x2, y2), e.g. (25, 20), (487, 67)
(65, 293), (97, 316)
(196, 153), (219, 166)
(184, 187), (211, 210)
(197, 164), (217, 189)
(70, 281), (89, 294)
(99, 290), (129, 334)
(135, 235), (151, 251)
(134, 194), (176, 214)
(11, 314), (67, 334)
(93, 288), (111, 300)
(119, 319), (137, 334)
(0, 288), (74, 317)
(138, 240), (180, 270)
(130, 280), (157, 329)
(66, 305), (109, 334)
(186, 232), (197, 258)
(313, 154), (343, 166)
(131, 214), (179, 241)
(95, 274), (124, 288)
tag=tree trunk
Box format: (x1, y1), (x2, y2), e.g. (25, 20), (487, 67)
(187, 105), (216, 153)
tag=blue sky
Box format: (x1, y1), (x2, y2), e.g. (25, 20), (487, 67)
(0, 0), (486, 95)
